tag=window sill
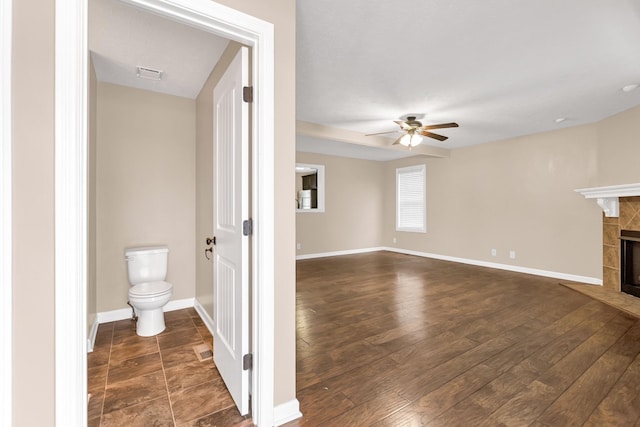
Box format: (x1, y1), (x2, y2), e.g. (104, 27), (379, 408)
(296, 208), (325, 213)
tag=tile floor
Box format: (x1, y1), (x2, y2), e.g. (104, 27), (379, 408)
(88, 308), (253, 426)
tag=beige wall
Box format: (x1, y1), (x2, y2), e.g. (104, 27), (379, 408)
(96, 83), (196, 312)
(596, 105), (640, 186)
(296, 152), (385, 255)
(195, 42), (241, 320)
(296, 124), (607, 282)
(295, 108), (640, 286)
(12, 0), (56, 424)
(377, 106), (640, 282)
(382, 125), (603, 280)
(88, 56), (98, 335)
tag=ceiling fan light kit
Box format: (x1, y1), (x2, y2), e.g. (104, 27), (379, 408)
(366, 115), (459, 149)
(399, 132), (423, 148)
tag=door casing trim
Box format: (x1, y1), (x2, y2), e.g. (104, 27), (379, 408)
(1, 0), (13, 425)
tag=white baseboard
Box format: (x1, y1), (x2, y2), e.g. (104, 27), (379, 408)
(296, 247), (385, 260)
(95, 297), (196, 325)
(274, 398), (302, 426)
(383, 247), (602, 285)
(194, 298), (215, 336)
(165, 297), (196, 312)
(296, 246), (601, 285)
(96, 307), (135, 324)
(87, 317), (99, 353)
(90, 298), (196, 351)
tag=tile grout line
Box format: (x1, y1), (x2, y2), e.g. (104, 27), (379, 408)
(99, 323), (115, 427)
(184, 313), (221, 424)
(157, 334), (178, 426)
(181, 312), (236, 425)
(91, 311), (230, 425)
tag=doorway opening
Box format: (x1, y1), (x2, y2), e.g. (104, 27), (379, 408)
(54, 0), (275, 425)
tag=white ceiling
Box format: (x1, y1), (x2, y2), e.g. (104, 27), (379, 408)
(88, 0), (640, 159)
(297, 0), (640, 150)
(297, 134), (415, 161)
(89, 0), (229, 99)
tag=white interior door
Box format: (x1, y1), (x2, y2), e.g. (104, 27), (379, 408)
(213, 46), (250, 415)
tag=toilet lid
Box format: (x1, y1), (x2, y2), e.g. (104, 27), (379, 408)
(129, 281), (173, 297)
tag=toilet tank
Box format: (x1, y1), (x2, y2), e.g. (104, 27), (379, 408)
(125, 246), (169, 285)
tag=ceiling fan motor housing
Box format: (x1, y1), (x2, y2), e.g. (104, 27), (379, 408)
(405, 116), (422, 128)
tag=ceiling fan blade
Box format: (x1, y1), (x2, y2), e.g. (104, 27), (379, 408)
(392, 135), (404, 145)
(394, 120), (412, 130)
(421, 122), (459, 130)
(365, 130), (400, 136)
(420, 130), (448, 141)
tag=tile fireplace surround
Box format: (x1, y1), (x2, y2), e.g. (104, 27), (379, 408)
(576, 183), (640, 290)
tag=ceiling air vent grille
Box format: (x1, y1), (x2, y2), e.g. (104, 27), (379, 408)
(136, 66), (163, 81)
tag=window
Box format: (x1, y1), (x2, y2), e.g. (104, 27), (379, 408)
(396, 164), (426, 232)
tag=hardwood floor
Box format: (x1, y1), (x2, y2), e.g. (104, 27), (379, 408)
(562, 282), (640, 319)
(286, 251), (640, 426)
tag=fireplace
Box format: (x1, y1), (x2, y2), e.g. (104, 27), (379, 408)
(621, 230), (640, 298)
(576, 184), (640, 291)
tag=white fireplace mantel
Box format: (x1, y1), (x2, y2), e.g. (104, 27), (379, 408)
(575, 183), (640, 217)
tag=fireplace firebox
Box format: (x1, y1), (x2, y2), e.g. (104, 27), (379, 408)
(621, 230), (640, 298)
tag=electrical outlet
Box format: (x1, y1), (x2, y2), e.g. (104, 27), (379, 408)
(491, 249), (497, 257)
(296, 243), (301, 250)
(393, 237), (397, 244)
(509, 250), (516, 259)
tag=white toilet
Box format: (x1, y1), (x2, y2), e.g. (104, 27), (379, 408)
(124, 246), (174, 337)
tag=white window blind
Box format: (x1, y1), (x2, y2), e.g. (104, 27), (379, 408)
(396, 164), (426, 232)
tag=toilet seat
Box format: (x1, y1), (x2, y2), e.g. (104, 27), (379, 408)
(129, 281), (172, 298)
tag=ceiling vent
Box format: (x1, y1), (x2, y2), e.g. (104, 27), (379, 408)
(136, 66), (163, 81)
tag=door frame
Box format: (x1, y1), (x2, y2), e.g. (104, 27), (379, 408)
(0, 0), (13, 425)
(54, 0), (275, 425)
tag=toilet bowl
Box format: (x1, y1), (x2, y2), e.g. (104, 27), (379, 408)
(128, 281), (173, 336)
(125, 246), (174, 337)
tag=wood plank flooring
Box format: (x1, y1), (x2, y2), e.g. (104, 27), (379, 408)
(562, 282), (640, 319)
(285, 251), (640, 426)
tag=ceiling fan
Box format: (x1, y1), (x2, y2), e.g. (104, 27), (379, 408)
(366, 116), (459, 148)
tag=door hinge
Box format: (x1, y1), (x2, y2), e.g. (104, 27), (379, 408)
(243, 219), (253, 236)
(243, 353), (253, 370)
(243, 86), (253, 103)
